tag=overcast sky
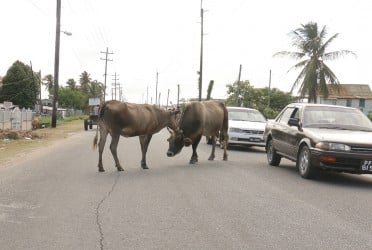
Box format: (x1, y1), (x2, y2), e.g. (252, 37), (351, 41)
(1, 0), (371, 105)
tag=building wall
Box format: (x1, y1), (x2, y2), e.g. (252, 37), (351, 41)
(320, 98), (372, 116)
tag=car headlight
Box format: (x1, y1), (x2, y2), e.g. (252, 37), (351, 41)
(315, 142), (351, 151)
(229, 127), (242, 133)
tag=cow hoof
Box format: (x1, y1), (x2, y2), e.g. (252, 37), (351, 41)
(141, 165), (149, 170)
(223, 157), (228, 161)
(117, 166), (124, 171)
(98, 168), (105, 172)
(208, 157), (215, 161)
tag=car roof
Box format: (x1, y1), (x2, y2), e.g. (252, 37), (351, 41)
(286, 102), (358, 110)
(226, 106), (259, 111)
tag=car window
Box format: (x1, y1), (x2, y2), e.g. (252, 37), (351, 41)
(303, 106), (372, 131)
(278, 107), (295, 124)
(228, 109), (266, 122)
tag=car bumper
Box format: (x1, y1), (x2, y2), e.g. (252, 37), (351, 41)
(310, 148), (372, 174)
(228, 132), (265, 147)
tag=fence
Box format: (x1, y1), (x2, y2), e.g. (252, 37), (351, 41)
(0, 107), (34, 131)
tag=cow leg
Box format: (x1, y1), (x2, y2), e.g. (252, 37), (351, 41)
(139, 135), (152, 169)
(190, 135), (202, 164)
(97, 126), (108, 172)
(208, 135), (216, 161)
(110, 133), (124, 171)
(222, 131), (228, 161)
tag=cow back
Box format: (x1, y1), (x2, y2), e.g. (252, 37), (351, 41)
(180, 100), (228, 138)
(100, 100), (177, 137)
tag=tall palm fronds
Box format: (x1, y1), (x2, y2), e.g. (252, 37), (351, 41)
(274, 22), (356, 103)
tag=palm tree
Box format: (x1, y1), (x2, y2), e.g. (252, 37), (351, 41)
(42, 74), (54, 97)
(274, 22), (356, 103)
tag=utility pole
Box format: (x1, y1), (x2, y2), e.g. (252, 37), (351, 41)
(155, 71), (159, 105)
(198, 0), (204, 101)
(177, 84), (180, 108)
(51, 0), (61, 128)
(146, 86), (149, 104)
(236, 64), (242, 107)
(268, 69), (272, 108)
(166, 89), (170, 109)
(100, 47), (113, 102)
(112, 72), (119, 100)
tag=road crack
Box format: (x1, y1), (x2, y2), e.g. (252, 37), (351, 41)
(95, 173), (120, 250)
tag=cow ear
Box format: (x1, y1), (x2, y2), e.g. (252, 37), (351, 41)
(184, 138), (192, 147)
(167, 127), (172, 133)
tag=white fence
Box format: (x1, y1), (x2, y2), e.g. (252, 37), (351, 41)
(0, 107), (34, 131)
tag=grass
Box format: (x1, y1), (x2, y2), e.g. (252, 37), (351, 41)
(0, 118), (87, 168)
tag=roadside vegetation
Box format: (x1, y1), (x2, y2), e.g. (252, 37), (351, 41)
(0, 117), (86, 167)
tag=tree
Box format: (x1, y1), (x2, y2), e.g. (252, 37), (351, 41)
(58, 87), (87, 110)
(42, 74), (54, 97)
(79, 71), (91, 95)
(87, 80), (104, 99)
(66, 78), (77, 90)
(206, 80), (214, 100)
(0, 60), (40, 109)
(225, 80), (254, 107)
(274, 22), (356, 103)
(225, 80), (295, 118)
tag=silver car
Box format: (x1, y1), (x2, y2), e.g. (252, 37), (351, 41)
(223, 107), (267, 148)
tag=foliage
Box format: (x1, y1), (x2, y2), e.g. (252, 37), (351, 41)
(274, 22), (356, 103)
(58, 87), (87, 110)
(42, 74), (54, 96)
(79, 71), (92, 94)
(66, 78), (77, 90)
(225, 80), (296, 119)
(206, 80), (214, 100)
(0, 60), (40, 109)
(86, 80), (104, 99)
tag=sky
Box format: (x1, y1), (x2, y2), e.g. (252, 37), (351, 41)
(1, 0), (372, 105)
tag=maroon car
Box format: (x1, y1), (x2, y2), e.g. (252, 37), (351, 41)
(263, 103), (372, 179)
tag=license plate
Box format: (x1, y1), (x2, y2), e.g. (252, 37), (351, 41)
(249, 137), (261, 142)
(361, 160), (372, 171)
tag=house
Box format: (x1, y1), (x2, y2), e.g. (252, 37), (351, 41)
(319, 84), (372, 116)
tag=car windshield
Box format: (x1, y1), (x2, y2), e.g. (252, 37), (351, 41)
(302, 106), (372, 131)
(228, 109), (266, 122)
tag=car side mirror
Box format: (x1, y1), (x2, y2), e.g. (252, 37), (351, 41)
(288, 118), (301, 128)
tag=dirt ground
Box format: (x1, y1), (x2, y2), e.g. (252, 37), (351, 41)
(0, 120), (86, 168)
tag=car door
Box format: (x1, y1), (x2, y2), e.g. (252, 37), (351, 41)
(285, 107), (301, 159)
(271, 107), (295, 155)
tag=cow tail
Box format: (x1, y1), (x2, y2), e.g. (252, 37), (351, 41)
(93, 101), (106, 150)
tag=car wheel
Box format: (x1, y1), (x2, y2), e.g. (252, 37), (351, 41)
(266, 139), (281, 166)
(84, 120), (88, 131)
(297, 145), (317, 179)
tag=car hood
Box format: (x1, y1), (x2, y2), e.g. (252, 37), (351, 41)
(305, 128), (372, 144)
(229, 120), (266, 130)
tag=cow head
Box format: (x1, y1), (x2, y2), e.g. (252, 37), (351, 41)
(166, 128), (193, 157)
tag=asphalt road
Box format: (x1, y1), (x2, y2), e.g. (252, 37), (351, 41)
(1, 128), (372, 250)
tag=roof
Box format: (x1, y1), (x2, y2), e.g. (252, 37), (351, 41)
(325, 84), (372, 99)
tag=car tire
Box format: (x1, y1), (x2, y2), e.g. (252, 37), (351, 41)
(84, 120), (88, 131)
(266, 139), (281, 166)
(297, 145), (317, 179)
(206, 136), (212, 145)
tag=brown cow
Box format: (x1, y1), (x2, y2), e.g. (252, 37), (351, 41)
(166, 100), (228, 164)
(93, 100), (179, 172)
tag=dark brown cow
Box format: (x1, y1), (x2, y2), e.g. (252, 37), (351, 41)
(93, 100), (179, 172)
(166, 100), (228, 164)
